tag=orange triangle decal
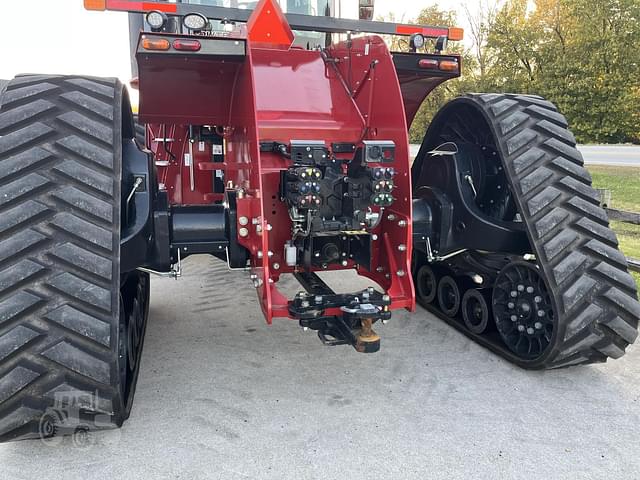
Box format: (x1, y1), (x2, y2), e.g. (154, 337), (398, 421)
(247, 0), (294, 50)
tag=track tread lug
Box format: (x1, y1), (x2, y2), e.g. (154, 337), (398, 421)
(552, 251), (588, 285)
(0, 229), (47, 264)
(567, 196), (608, 222)
(0, 325), (40, 361)
(520, 166), (553, 195)
(575, 218), (617, 246)
(41, 341), (110, 383)
(534, 207), (569, 238)
(53, 159), (114, 196)
(0, 366), (41, 404)
(511, 147), (545, 174)
(56, 135), (114, 170)
(0, 147), (53, 183)
(525, 104), (568, 127)
(563, 303), (602, 342)
(57, 111), (113, 145)
(526, 186), (561, 217)
(46, 272), (111, 312)
(0, 291), (44, 326)
(50, 212), (112, 250)
(52, 186), (114, 222)
(0, 82), (58, 106)
(499, 110), (529, 136)
(506, 129), (537, 156)
(44, 304), (111, 346)
(561, 275), (597, 311)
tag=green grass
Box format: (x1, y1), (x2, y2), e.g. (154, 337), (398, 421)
(588, 166), (640, 289)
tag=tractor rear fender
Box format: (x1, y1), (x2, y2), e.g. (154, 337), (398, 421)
(392, 52), (461, 128)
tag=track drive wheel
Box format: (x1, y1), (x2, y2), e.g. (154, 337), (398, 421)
(413, 93), (639, 368)
(0, 75), (148, 441)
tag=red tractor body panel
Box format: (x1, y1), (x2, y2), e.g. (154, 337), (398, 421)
(136, 24), (416, 323)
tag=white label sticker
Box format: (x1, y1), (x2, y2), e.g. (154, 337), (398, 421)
(198, 141), (205, 152)
(212, 144), (223, 155)
(184, 153), (191, 167)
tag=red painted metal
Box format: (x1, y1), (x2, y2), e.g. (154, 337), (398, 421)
(106, 0), (177, 13)
(135, 5), (461, 324)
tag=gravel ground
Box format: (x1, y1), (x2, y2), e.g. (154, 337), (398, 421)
(0, 256), (638, 480)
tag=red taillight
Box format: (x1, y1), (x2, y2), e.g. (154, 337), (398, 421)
(142, 37), (171, 51)
(418, 59), (439, 70)
(173, 39), (202, 52)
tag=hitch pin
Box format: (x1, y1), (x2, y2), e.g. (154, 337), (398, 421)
(464, 174), (477, 198)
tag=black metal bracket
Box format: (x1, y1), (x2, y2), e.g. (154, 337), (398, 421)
(290, 272), (390, 353)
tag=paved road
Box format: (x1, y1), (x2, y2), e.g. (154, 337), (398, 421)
(411, 144), (640, 166)
(1, 256), (639, 479)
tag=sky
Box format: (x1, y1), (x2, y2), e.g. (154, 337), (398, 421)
(0, 0), (477, 92)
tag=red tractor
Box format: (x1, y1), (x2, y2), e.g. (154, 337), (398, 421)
(0, 0), (637, 441)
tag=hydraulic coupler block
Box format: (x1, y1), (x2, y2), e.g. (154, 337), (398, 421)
(281, 167), (323, 209)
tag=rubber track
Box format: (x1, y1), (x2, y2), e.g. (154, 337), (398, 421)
(423, 94), (639, 369)
(0, 75), (124, 440)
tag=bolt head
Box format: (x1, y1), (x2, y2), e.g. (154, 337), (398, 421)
(534, 322), (543, 329)
(527, 327), (534, 335)
(397, 270), (406, 277)
(257, 251), (263, 258)
(508, 302), (515, 309)
(537, 310), (545, 317)
(517, 284), (525, 292)
(398, 220), (407, 227)
(510, 291), (518, 298)
(534, 296), (542, 303)
(510, 315), (517, 322)
(372, 234), (379, 241)
(398, 244), (407, 252)
(239, 227), (249, 237)
(239, 216), (249, 226)
(526, 286), (534, 294)
(341, 260), (348, 267)
(273, 263), (280, 270)
(518, 325), (525, 332)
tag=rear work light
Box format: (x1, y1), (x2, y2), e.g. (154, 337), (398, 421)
(142, 37), (171, 51)
(173, 39), (202, 52)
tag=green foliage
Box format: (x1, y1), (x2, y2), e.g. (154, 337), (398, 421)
(401, 0), (640, 144)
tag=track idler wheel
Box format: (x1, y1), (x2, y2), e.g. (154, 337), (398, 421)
(437, 276), (461, 318)
(493, 262), (553, 359)
(462, 289), (492, 334)
(416, 265), (438, 306)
